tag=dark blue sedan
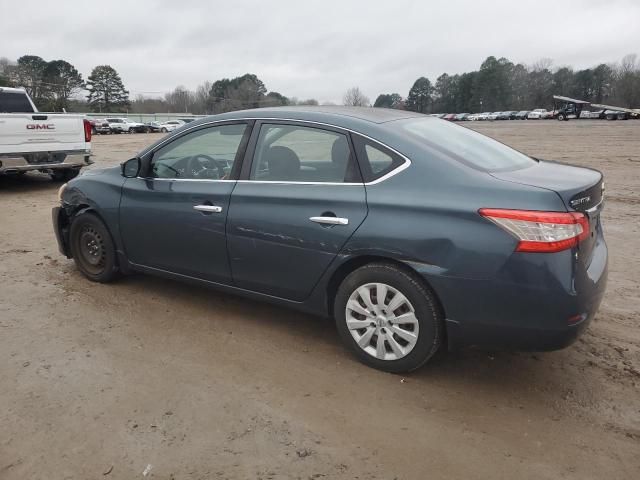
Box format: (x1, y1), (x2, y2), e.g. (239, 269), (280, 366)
(52, 107), (607, 372)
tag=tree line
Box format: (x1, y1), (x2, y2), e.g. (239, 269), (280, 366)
(2, 53), (639, 114)
(375, 54), (640, 113)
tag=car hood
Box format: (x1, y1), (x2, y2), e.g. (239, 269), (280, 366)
(79, 165), (121, 177)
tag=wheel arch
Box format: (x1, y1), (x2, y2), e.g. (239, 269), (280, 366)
(326, 254), (447, 322)
(66, 205), (120, 265)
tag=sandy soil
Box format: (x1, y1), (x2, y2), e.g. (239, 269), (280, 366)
(1, 121), (639, 479)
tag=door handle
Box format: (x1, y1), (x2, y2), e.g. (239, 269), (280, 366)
(309, 216), (349, 226)
(193, 204), (223, 213)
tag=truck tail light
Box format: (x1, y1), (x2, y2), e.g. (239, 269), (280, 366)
(83, 119), (92, 143)
(479, 209), (589, 253)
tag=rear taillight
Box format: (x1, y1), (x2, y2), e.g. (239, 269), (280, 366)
(83, 119), (92, 142)
(479, 208), (589, 253)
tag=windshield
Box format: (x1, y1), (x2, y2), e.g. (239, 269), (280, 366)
(397, 118), (536, 172)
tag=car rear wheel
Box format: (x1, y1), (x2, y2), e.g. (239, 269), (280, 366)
(334, 263), (442, 373)
(161, 127), (168, 133)
(69, 212), (119, 283)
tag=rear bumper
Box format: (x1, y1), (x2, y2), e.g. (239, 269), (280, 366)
(422, 239), (608, 352)
(0, 152), (91, 174)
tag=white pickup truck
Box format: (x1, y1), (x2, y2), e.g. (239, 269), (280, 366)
(0, 87), (92, 181)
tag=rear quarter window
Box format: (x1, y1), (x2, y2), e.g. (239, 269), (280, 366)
(352, 135), (405, 182)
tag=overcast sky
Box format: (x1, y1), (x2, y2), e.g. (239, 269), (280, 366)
(2, 0), (639, 103)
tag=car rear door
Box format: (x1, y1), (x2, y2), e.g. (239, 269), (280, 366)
(119, 121), (251, 283)
(227, 121), (367, 301)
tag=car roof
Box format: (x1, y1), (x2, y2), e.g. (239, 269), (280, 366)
(0, 87), (28, 94)
(189, 106), (425, 131)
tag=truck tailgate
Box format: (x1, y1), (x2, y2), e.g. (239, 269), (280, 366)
(0, 113), (88, 152)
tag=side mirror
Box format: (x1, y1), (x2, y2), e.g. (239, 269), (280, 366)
(121, 157), (141, 178)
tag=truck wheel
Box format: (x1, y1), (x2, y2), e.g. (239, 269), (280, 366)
(50, 169), (80, 182)
(128, 128), (135, 134)
(161, 127), (168, 133)
(334, 263), (443, 373)
(69, 212), (119, 283)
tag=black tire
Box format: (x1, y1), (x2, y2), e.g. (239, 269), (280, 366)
(161, 127), (168, 133)
(334, 262), (443, 373)
(557, 113), (565, 121)
(50, 169), (80, 182)
(69, 212), (119, 283)
(128, 128), (135, 134)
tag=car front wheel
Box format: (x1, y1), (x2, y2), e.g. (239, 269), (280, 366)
(69, 212), (119, 283)
(334, 263), (443, 373)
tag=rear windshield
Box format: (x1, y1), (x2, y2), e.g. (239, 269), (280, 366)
(0, 91), (35, 113)
(397, 118), (535, 172)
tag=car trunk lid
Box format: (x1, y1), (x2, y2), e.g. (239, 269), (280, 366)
(490, 160), (604, 259)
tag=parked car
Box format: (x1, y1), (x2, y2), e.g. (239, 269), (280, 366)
(52, 107), (607, 373)
(527, 109), (552, 120)
(515, 110), (530, 120)
(454, 113), (470, 121)
(501, 111), (518, 120)
(475, 112), (492, 121)
(486, 112), (500, 121)
(145, 121), (163, 133)
(158, 120), (186, 133)
(106, 117), (147, 133)
(443, 114), (457, 121)
(604, 110), (628, 120)
(0, 87), (92, 180)
(89, 118), (111, 135)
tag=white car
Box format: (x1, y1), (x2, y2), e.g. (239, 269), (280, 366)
(527, 109), (552, 120)
(0, 87), (91, 180)
(487, 112), (500, 121)
(158, 120), (185, 133)
(106, 117), (145, 133)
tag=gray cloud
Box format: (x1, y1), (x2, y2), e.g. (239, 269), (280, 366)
(2, 0), (639, 103)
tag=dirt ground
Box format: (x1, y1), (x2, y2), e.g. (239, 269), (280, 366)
(1, 120), (639, 479)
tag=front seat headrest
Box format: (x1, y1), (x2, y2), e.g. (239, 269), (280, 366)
(265, 146), (301, 181)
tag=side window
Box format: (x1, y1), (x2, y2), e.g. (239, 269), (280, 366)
(249, 124), (360, 183)
(352, 135), (404, 182)
(150, 123), (247, 180)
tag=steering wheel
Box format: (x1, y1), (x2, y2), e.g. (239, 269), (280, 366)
(187, 154), (227, 179)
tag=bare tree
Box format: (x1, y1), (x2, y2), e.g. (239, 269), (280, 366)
(531, 58), (553, 72)
(194, 81), (212, 114)
(164, 85), (195, 113)
(343, 86), (370, 107)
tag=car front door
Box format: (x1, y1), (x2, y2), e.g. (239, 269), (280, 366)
(227, 121), (368, 301)
(119, 121), (251, 283)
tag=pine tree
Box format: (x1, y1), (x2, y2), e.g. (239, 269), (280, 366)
(86, 65), (130, 112)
